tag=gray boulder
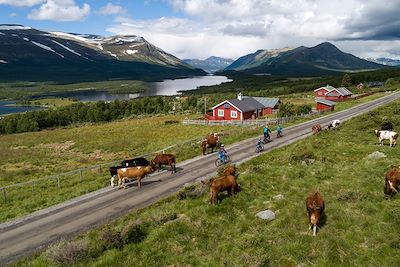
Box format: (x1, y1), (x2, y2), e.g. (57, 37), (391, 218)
(255, 210), (276, 221)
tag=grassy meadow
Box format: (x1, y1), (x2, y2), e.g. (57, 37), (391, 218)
(16, 99), (400, 266)
(0, 114), (265, 222)
(0, 91), (392, 223)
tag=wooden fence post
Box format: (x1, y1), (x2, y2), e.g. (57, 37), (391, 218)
(57, 176), (60, 188)
(80, 170), (83, 182)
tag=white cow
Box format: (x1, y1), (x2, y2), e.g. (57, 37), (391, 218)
(328, 119), (341, 129)
(375, 130), (398, 147)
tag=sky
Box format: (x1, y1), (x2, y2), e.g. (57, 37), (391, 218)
(1, 0), (399, 60)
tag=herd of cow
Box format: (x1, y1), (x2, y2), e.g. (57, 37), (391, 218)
(109, 154), (176, 188)
(307, 119), (399, 235)
(109, 119), (399, 236)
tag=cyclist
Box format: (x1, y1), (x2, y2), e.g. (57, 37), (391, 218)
(276, 124), (283, 137)
(263, 125), (271, 142)
(218, 144), (227, 162)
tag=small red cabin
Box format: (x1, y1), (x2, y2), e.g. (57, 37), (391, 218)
(324, 87), (353, 101)
(314, 85), (336, 97)
(314, 85), (353, 101)
(315, 98), (336, 111)
(208, 93), (280, 121)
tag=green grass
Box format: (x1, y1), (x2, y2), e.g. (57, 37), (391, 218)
(16, 98), (78, 108)
(0, 91), (395, 223)
(0, 113), (264, 222)
(16, 99), (400, 266)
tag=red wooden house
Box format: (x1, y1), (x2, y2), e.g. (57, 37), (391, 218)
(315, 98), (336, 111)
(324, 87), (353, 101)
(208, 93), (280, 121)
(313, 85), (336, 97)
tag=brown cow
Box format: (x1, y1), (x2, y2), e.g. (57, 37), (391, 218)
(306, 191), (325, 236)
(201, 133), (221, 155)
(312, 124), (322, 135)
(117, 165), (154, 188)
(222, 165), (236, 176)
(151, 153), (176, 174)
(384, 166), (400, 195)
(202, 175), (241, 205)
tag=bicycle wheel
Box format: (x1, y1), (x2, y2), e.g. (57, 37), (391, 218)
(215, 159), (223, 167)
(224, 155), (231, 163)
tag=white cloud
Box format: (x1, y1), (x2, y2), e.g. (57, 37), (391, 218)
(28, 0), (90, 21)
(0, 0), (44, 7)
(107, 0), (400, 59)
(9, 12), (17, 17)
(97, 2), (125, 16)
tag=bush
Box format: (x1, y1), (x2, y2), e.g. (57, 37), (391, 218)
(100, 227), (123, 250)
(178, 183), (207, 200)
(45, 239), (89, 265)
(121, 220), (147, 244)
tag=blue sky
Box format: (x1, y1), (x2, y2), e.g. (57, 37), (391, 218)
(0, 0), (399, 60)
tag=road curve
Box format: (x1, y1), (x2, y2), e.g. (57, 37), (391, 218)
(1, 91), (399, 265)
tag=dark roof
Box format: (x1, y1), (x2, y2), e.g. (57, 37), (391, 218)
(315, 97), (336, 106)
(212, 96), (279, 112)
(251, 97), (280, 108)
(228, 97), (265, 112)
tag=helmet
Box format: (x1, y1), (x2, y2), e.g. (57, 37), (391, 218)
(221, 144), (224, 147)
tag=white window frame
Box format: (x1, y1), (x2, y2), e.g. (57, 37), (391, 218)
(218, 109), (224, 117)
(231, 110), (238, 118)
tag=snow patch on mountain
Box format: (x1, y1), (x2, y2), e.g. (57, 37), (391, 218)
(23, 37), (29, 41)
(106, 51), (118, 59)
(0, 59), (7, 64)
(106, 36), (144, 44)
(125, 49), (138, 55)
(31, 41), (64, 58)
(50, 31), (101, 46)
(0, 25), (31, 30)
(0, 32), (5, 35)
(51, 40), (87, 59)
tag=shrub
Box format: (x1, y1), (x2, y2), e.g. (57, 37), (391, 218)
(100, 227), (123, 250)
(45, 239), (89, 265)
(121, 220), (147, 244)
(178, 183), (207, 200)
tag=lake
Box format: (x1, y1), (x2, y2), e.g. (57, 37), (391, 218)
(0, 75), (231, 115)
(0, 100), (44, 115)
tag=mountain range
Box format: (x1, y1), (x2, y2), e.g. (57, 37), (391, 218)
(0, 24), (205, 82)
(367, 57), (400, 66)
(183, 56), (234, 73)
(224, 42), (386, 76)
(0, 24), (392, 82)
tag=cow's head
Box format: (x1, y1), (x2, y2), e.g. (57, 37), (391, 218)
(307, 206), (323, 225)
(384, 178), (398, 195)
(234, 183), (241, 193)
(374, 129), (380, 137)
(145, 165), (154, 173)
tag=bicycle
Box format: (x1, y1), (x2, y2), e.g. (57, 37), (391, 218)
(256, 139), (264, 153)
(215, 155), (231, 167)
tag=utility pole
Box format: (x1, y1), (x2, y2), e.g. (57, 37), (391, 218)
(204, 96), (207, 116)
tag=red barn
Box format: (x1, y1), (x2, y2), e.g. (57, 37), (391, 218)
(209, 93), (280, 121)
(315, 98), (336, 111)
